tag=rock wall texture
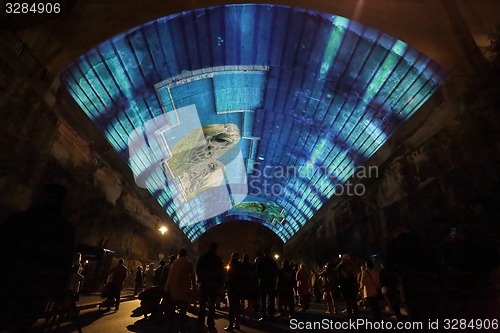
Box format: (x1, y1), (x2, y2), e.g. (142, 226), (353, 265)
(285, 67), (499, 266)
(0, 35), (190, 264)
(283, 64), (500, 318)
(1, 5), (499, 312)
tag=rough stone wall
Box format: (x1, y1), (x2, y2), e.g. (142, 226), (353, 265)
(0, 42), (188, 264)
(0, 51), (59, 214)
(285, 69), (500, 269)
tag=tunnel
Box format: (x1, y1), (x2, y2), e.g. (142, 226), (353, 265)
(0, 1), (499, 331)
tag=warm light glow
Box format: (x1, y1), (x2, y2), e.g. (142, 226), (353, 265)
(226, 264), (230, 270)
(158, 226), (168, 235)
(274, 254), (280, 260)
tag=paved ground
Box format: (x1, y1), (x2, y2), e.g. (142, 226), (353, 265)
(33, 290), (410, 333)
(75, 288), (138, 311)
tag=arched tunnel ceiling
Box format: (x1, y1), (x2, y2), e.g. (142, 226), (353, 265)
(60, 4), (447, 242)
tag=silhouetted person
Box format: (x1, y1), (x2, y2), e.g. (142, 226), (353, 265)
(336, 254), (359, 318)
(69, 261), (85, 302)
(357, 265), (367, 309)
(165, 249), (197, 333)
(296, 264), (311, 311)
(379, 263), (402, 320)
(196, 243), (225, 332)
(277, 260), (295, 317)
(0, 184), (75, 332)
(70, 252), (84, 301)
(385, 225), (439, 321)
(311, 269), (322, 303)
(225, 252), (244, 331)
(134, 266), (144, 296)
(239, 253), (256, 313)
(255, 249), (278, 321)
(290, 262), (299, 305)
(154, 259), (166, 287)
(144, 263), (155, 289)
(105, 258), (128, 310)
(320, 259), (340, 314)
(162, 255), (176, 287)
(360, 260), (382, 321)
(450, 225), (498, 319)
(249, 257), (261, 313)
(160, 255), (177, 317)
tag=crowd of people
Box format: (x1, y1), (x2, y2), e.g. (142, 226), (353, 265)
(127, 243), (407, 333)
(2, 183), (478, 333)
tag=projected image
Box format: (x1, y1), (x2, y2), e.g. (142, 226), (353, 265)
(230, 199), (287, 225)
(61, 4), (447, 241)
(162, 123), (241, 201)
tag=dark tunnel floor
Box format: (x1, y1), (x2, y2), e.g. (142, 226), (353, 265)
(33, 291), (499, 333)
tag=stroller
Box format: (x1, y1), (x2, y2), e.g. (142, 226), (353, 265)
(138, 286), (162, 318)
(99, 282), (120, 311)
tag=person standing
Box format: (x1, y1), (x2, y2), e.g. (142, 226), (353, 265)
(277, 260), (295, 317)
(160, 255), (177, 318)
(255, 249), (279, 321)
(360, 260), (382, 321)
(296, 264), (311, 311)
(385, 225), (439, 321)
(161, 255), (176, 290)
(105, 258), (128, 310)
(70, 252), (85, 301)
(154, 259), (166, 286)
(311, 269), (322, 303)
(239, 253), (253, 314)
(70, 263), (85, 301)
(379, 263), (402, 320)
(320, 260), (340, 314)
(165, 249), (197, 333)
(336, 254), (359, 318)
(196, 243), (225, 332)
(225, 252), (244, 331)
(134, 266), (144, 296)
(144, 263), (155, 289)
(0, 184), (75, 331)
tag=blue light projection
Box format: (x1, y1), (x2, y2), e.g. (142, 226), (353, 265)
(61, 4), (447, 242)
